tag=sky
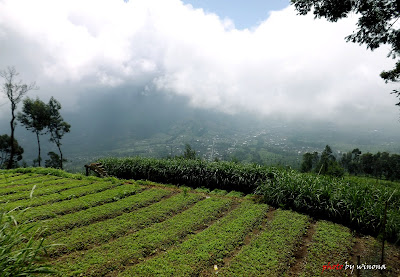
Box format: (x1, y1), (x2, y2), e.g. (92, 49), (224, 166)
(0, 0), (399, 129)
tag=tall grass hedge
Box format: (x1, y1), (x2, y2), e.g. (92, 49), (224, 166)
(99, 157), (269, 194)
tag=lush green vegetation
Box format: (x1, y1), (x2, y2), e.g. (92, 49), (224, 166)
(54, 197), (233, 276)
(257, 168), (400, 244)
(99, 156), (400, 244)
(0, 208), (55, 276)
(99, 156), (270, 194)
(301, 221), (353, 277)
(219, 209), (309, 276)
(302, 145), (400, 181)
(123, 201), (268, 276)
(0, 168), (399, 276)
(45, 192), (204, 257)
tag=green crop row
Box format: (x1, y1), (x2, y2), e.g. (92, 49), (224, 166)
(45, 192), (204, 257)
(0, 167), (123, 184)
(122, 201), (268, 276)
(0, 176), (63, 195)
(1, 180), (121, 212)
(53, 197), (234, 276)
(0, 179), (87, 203)
(15, 183), (144, 222)
(0, 173), (29, 185)
(99, 157), (272, 194)
(220, 209), (309, 276)
(256, 169), (400, 244)
(37, 188), (173, 237)
(300, 221), (353, 277)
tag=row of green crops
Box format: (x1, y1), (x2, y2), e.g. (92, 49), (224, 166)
(99, 157), (400, 244)
(30, 188), (173, 238)
(45, 192), (204, 257)
(53, 197), (234, 276)
(0, 176), (62, 195)
(99, 157), (271, 194)
(301, 221), (353, 277)
(122, 201), (268, 276)
(0, 179), (91, 203)
(220, 209), (309, 276)
(1, 179), (124, 212)
(13, 183), (144, 222)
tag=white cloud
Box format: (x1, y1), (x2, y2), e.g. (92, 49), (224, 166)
(0, 0), (398, 125)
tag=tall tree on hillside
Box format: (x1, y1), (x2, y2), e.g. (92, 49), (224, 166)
(47, 97), (71, 169)
(183, 143), (197, 160)
(291, 0), (400, 109)
(360, 152), (374, 175)
(0, 67), (36, 169)
(301, 151), (319, 172)
(17, 97), (50, 167)
(0, 134), (24, 168)
(316, 145), (335, 174)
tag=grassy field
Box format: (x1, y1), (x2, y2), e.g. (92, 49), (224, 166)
(0, 169), (399, 276)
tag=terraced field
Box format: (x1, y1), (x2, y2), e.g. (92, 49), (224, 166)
(0, 170), (399, 276)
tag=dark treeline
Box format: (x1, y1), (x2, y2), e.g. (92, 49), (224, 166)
(301, 145), (400, 181)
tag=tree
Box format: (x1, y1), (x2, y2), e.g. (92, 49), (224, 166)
(291, 0), (400, 106)
(183, 143), (197, 160)
(47, 97), (70, 170)
(0, 134), (24, 169)
(360, 152), (375, 175)
(45, 151), (66, 169)
(17, 97), (50, 167)
(301, 151), (319, 172)
(0, 67), (36, 169)
(316, 145), (344, 176)
(316, 145), (335, 174)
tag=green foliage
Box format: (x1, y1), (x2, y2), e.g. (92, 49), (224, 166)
(225, 190), (244, 197)
(341, 149), (400, 181)
(302, 221), (353, 276)
(0, 167), (106, 181)
(0, 134), (24, 169)
(47, 97), (70, 170)
(123, 201), (268, 276)
(18, 97), (50, 167)
(7, 183), (142, 222)
(256, 169), (400, 244)
(220, 209), (309, 276)
(1, 172), (399, 275)
(0, 208), (55, 276)
(45, 151), (67, 169)
(210, 189), (228, 195)
(300, 151), (318, 173)
(35, 188), (171, 239)
(45, 192), (203, 257)
(182, 143), (197, 160)
(54, 197), (233, 275)
(301, 145), (344, 177)
(99, 157), (272, 194)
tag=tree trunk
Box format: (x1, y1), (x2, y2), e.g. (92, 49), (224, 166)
(36, 132), (41, 167)
(56, 142), (63, 170)
(7, 102), (16, 169)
